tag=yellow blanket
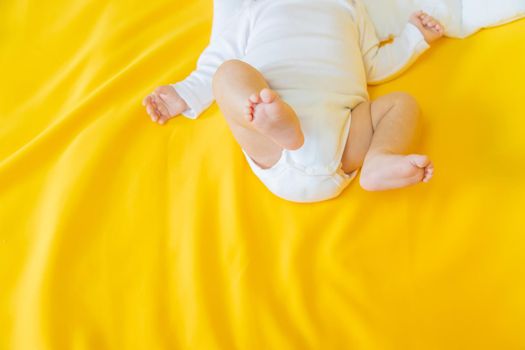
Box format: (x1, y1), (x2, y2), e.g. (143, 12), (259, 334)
(1, 0), (524, 348)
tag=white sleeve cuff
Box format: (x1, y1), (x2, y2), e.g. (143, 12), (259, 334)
(404, 22), (431, 54)
(171, 82), (203, 120)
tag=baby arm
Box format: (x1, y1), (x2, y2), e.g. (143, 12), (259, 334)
(357, 2), (444, 85)
(143, 3), (248, 124)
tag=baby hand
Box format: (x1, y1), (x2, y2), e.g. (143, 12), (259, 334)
(409, 11), (444, 44)
(142, 85), (188, 125)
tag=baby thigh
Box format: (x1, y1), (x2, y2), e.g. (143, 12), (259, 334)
(212, 59), (283, 169)
(341, 100), (374, 174)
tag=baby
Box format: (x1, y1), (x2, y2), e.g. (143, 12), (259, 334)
(142, 0), (443, 203)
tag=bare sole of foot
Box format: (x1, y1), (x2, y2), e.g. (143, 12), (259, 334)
(359, 152), (434, 191)
(243, 88), (304, 150)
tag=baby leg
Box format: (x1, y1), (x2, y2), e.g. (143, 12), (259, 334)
(213, 59), (304, 169)
(341, 92), (434, 191)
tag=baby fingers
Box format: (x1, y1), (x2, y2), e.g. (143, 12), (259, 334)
(147, 95), (160, 118)
(147, 94), (164, 121)
(147, 104), (159, 122)
(153, 94), (174, 125)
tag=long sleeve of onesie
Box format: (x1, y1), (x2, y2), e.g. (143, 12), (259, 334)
(171, 3), (249, 119)
(355, 1), (430, 85)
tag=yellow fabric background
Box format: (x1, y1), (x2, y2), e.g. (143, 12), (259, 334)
(1, 0), (524, 348)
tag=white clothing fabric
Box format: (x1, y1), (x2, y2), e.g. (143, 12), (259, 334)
(173, 0), (429, 202)
(363, 0), (525, 40)
(242, 148), (358, 203)
(211, 0), (244, 41)
(212, 0), (525, 49)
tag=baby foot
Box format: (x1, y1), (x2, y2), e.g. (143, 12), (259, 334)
(359, 152), (434, 191)
(243, 88), (304, 150)
(409, 11), (444, 44)
(142, 85), (188, 125)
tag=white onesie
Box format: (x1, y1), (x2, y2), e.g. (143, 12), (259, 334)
(173, 0), (430, 203)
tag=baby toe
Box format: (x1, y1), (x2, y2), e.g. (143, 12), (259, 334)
(408, 154), (431, 168)
(247, 100), (257, 110)
(425, 164), (434, 178)
(244, 108), (253, 121)
(260, 88), (277, 103)
(425, 170), (434, 180)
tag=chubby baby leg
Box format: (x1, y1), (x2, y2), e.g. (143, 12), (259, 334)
(341, 92), (434, 191)
(213, 59), (304, 169)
